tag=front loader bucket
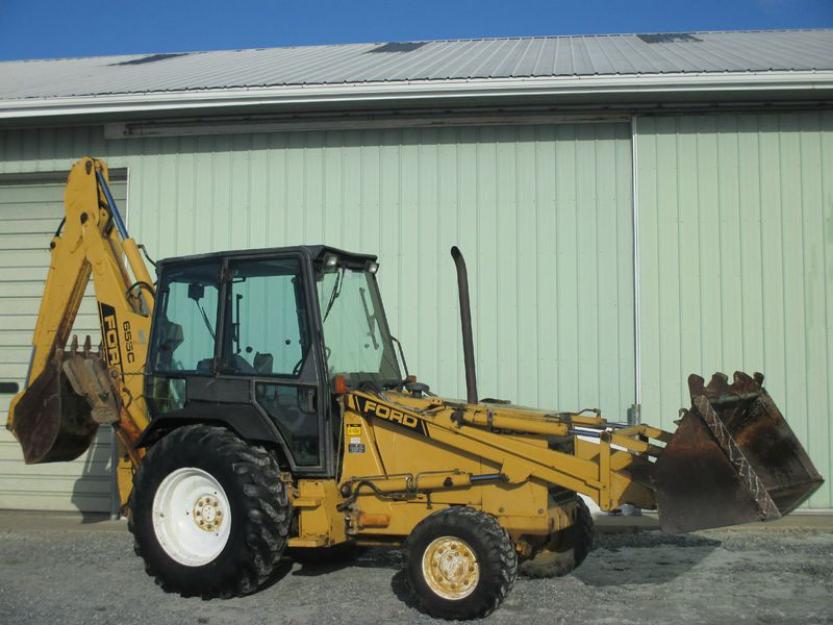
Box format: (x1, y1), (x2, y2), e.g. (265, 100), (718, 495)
(9, 345), (118, 464)
(654, 371), (823, 533)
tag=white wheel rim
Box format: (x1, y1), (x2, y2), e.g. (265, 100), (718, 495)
(152, 467), (232, 567)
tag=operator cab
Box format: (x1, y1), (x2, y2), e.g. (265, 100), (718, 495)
(145, 245), (402, 477)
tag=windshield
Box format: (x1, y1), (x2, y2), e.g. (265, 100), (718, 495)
(316, 268), (401, 384)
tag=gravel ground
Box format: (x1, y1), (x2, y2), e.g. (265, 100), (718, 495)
(1, 524), (832, 625)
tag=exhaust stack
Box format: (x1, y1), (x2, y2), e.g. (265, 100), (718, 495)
(451, 247), (478, 405)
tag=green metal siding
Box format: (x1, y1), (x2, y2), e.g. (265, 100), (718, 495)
(2, 112), (829, 513)
(0, 176), (125, 512)
(636, 111), (833, 508)
(0, 122), (636, 430)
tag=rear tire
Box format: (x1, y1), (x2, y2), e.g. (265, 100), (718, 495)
(405, 507), (517, 620)
(129, 425), (290, 598)
(519, 497), (594, 578)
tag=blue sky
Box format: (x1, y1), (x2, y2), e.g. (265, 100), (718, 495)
(1, 0), (831, 61)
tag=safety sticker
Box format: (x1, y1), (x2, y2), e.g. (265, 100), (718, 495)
(346, 425), (362, 437)
(348, 443), (366, 454)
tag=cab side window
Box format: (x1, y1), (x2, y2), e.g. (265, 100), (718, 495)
(151, 260), (220, 374)
(224, 258), (308, 377)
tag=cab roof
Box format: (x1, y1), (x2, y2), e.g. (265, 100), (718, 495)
(156, 245), (377, 270)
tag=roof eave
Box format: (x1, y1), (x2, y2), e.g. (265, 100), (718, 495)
(1, 71), (831, 120)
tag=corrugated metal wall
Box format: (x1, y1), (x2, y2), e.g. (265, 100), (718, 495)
(116, 124), (635, 417)
(0, 175), (125, 511)
(636, 111), (833, 509)
(3, 111), (827, 512)
(0, 122), (637, 511)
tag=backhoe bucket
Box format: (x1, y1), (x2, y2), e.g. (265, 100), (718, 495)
(10, 344), (119, 464)
(654, 371), (823, 533)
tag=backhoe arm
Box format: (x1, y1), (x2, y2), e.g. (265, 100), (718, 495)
(8, 157), (154, 479)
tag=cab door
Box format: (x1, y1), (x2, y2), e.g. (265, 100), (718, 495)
(221, 255), (329, 474)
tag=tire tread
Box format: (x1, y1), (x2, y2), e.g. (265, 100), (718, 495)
(405, 506), (517, 619)
(128, 425), (289, 598)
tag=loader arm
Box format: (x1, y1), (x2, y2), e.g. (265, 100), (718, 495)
(341, 376), (823, 534)
(344, 390), (660, 511)
(8, 157), (154, 498)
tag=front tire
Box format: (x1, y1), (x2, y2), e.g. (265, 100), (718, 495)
(405, 507), (517, 620)
(129, 425), (290, 598)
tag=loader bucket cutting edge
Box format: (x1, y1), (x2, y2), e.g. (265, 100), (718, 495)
(653, 371), (824, 533)
(9, 351), (99, 464)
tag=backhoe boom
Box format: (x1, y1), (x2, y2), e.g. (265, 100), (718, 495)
(8, 157), (154, 496)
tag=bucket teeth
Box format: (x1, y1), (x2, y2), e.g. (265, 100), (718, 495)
(689, 370), (765, 398)
(706, 372), (730, 395)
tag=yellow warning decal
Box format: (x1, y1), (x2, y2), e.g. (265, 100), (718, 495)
(346, 425), (362, 437)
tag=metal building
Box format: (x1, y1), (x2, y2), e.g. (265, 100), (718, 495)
(1, 29), (831, 513)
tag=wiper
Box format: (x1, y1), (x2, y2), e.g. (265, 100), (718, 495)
(322, 267), (345, 322)
(358, 287), (379, 350)
(194, 300), (215, 340)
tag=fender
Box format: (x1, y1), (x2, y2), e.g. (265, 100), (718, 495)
(136, 401), (282, 449)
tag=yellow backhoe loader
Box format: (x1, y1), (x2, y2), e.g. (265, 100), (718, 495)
(7, 157), (824, 619)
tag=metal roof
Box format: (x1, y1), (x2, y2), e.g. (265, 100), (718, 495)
(1, 29), (832, 100)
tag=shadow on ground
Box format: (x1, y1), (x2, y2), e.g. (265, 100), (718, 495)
(574, 531), (721, 587)
(289, 547), (423, 612)
(289, 531), (721, 593)
(289, 546), (402, 577)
